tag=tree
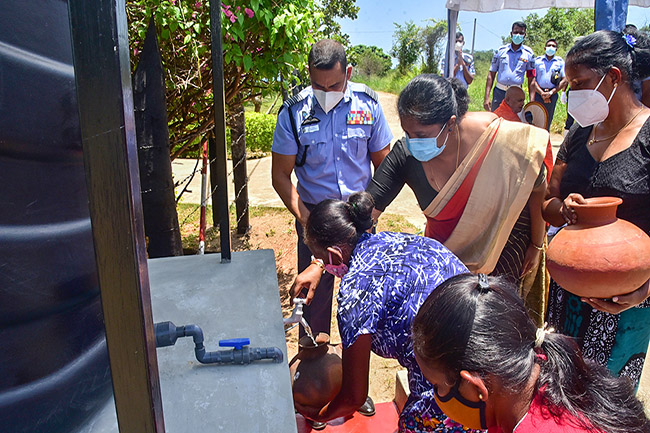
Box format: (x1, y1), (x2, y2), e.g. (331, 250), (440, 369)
(319, 0), (359, 45)
(349, 45), (392, 77)
(503, 8), (594, 57)
(391, 21), (423, 73)
(127, 1), (322, 158)
(420, 19), (447, 74)
(127, 0), (323, 233)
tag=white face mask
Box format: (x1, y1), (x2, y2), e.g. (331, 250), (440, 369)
(313, 84), (345, 114)
(455, 41), (464, 51)
(567, 73), (617, 128)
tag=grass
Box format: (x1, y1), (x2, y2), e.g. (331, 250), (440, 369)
(352, 69), (419, 96)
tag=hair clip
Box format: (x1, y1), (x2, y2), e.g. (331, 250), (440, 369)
(477, 273), (490, 294)
(534, 322), (555, 348)
(623, 33), (637, 49)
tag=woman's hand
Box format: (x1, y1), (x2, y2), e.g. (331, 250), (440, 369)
(294, 401), (326, 422)
(560, 193), (588, 225)
(520, 244), (541, 278)
(581, 279), (650, 314)
(290, 264), (323, 305)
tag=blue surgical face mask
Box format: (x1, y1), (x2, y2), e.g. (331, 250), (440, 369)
(512, 33), (525, 45)
(405, 122), (449, 162)
(545, 46), (556, 56)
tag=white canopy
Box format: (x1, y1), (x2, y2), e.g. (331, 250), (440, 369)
(446, 0), (650, 12)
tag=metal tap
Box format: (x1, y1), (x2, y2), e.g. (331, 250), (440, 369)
(283, 298), (313, 338)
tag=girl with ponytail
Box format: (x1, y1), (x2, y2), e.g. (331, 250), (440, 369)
(542, 30), (650, 387)
(412, 274), (650, 433)
(294, 191), (479, 432)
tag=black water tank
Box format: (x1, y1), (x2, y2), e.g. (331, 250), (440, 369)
(0, 1), (113, 431)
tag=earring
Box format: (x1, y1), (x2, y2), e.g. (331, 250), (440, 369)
(478, 393), (483, 400)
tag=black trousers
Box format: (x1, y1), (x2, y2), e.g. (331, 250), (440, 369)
(295, 204), (334, 338)
(491, 86), (506, 112)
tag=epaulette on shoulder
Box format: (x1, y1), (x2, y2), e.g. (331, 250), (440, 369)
(358, 84), (378, 102)
(282, 93), (307, 109)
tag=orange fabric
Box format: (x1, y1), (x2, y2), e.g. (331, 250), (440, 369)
(424, 122), (501, 242)
(494, 101), (553, 181)
(494, 100), (521, 122)
(543, 137), (554, 182)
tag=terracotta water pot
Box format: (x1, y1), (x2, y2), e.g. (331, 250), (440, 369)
(546, 197), (650, 298)
(289, 333), (342, 408)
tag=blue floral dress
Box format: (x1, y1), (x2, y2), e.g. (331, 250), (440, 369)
(337, 232), (481, 433)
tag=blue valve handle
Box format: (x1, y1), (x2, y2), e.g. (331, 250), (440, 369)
(219, 338), (250, 350)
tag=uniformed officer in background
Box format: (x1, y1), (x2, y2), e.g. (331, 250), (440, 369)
(272, 38), (392, 347)
(484, 21), (536, 112)
(440, 32), (475, 88)
(531, 38), (567, 130)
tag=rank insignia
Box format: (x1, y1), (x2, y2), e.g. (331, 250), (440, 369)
(347, 111), (373, 125)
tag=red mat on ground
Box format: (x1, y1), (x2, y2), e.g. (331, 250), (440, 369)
(296, 402), (399, 433)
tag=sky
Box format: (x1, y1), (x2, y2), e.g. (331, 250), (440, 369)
(338, 1), (650, 57)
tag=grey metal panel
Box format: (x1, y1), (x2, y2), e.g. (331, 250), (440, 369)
(76, 250), (297, 433)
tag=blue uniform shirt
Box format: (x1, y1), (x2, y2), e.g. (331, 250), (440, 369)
(534, 55), (565, 90)
(440, 51), (475, 88)
(272, 82), (393, 205)
(489, 43), (535, 86)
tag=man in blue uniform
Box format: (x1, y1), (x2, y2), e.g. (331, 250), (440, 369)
(483, 21), (536, 112)
(273, 40), (391, 424)
(531, 38), (567, 130)
(272, 38), (392, 346)
(440, 32), (475, 88)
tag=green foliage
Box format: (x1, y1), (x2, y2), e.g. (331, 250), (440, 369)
(244, 112), (276, 153)
(350, 45), (392, 77)
(320, 0), (359, 45)
(391, 21), (424, 73)
(352, 68), (419, 95)
(420, 19), (447, 74)
(126, 0), (322, 158)
(172, 111), (276, 158)
(518, 8), (594, 57)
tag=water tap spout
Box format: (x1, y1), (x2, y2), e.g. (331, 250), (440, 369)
(283, 298), (313, 337)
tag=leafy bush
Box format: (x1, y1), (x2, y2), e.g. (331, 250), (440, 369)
(350, 45), (392, 77)
(245, 112), (276, 153)
(172, 112), (276, 159)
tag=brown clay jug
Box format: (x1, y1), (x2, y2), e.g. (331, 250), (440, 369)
(289, 333), (342, 408)
(546, 197), (650, 298)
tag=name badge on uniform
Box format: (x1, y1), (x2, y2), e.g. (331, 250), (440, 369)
(302, 124), (319, 134)
(347, 111), (373, 125)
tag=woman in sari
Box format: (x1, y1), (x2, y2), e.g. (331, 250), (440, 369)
(542, 30), (650, 386)
(365, 75), (550, 322)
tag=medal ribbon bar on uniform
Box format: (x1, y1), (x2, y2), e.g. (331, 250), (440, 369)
(347, 111), (373, 125)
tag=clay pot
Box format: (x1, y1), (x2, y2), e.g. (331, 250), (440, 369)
(289, 333), (342, 408)
(546, 197), (650, 298)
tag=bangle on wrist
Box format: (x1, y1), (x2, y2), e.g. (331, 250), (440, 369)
(531, 242), (544, 251)
(310, 255), (325, 272)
